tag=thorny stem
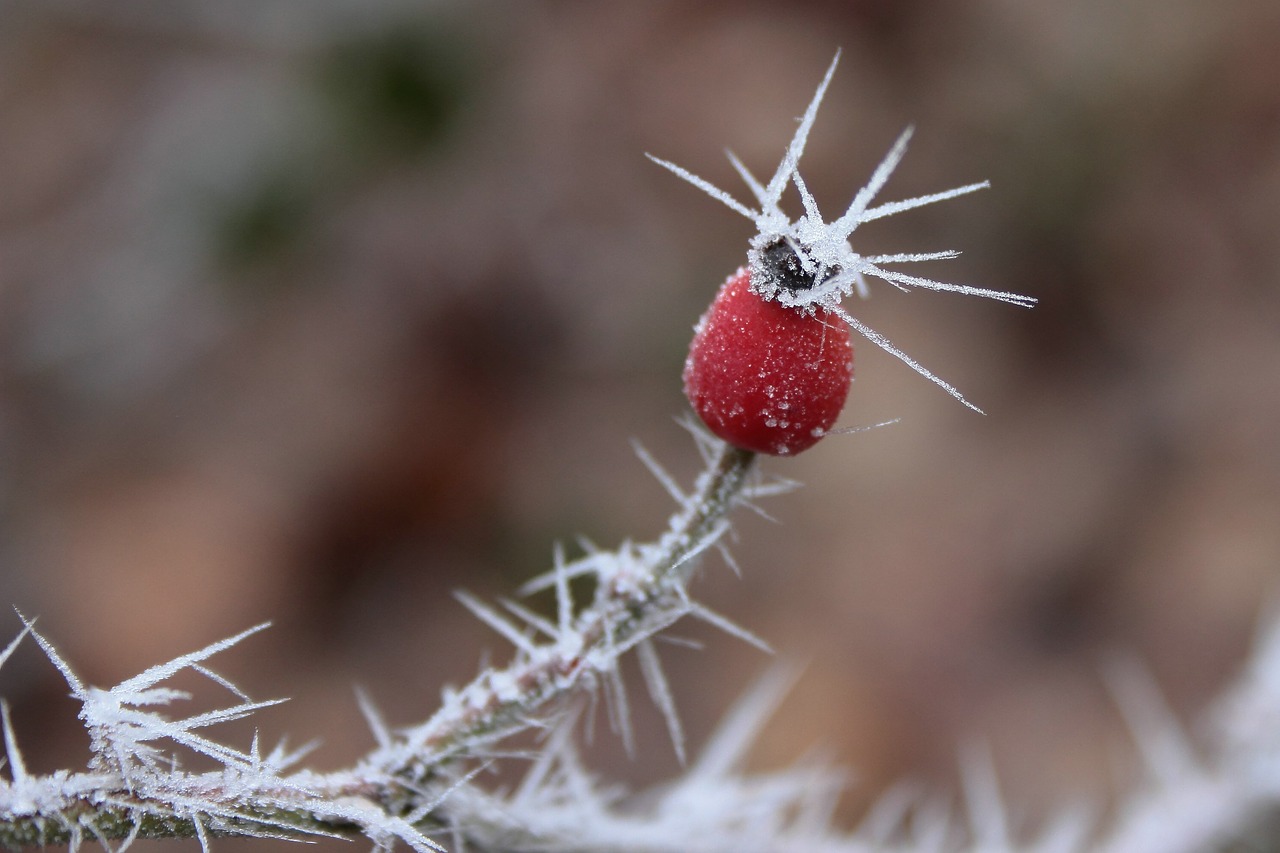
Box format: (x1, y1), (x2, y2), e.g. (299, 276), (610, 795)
(377, 442), (759, 782)
(0, 442), (760, 850)
(657, 445), (758, 582)
(0, 793), (370, 849)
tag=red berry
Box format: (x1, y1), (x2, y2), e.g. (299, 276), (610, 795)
(683, 267), (853, 456)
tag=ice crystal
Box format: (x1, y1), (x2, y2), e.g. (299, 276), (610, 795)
(648, 52), (1036, 412)
(28, 620), (285, 779)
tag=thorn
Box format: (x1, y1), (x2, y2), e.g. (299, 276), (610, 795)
(638, 640), (686, 764)
(1104, 653), (1198, 786)
(689, 602), (772, 654)
(455, 591), (538, 656)
(499, 597), (558, 640)
(960, 741), (1011, 850)
(356, 686), (392, 750)
(632, 439), (689, 507)
(554, 541), (574, 638)
(0, 619), (33, 672)
(689, 665), (799, 782)
(1, 701), (28, 783)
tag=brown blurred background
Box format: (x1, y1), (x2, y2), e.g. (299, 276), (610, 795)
(2, 0), (1279, 845)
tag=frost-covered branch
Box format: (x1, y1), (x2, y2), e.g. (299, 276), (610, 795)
(0, 618), (435, 852)
(0, 436), (771, 851)
(440, 608), (1280, 852)
(6, 444), (1280, 853)
(360, 439), (760, 779)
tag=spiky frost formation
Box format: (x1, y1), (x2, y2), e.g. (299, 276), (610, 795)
(0, 617), (446, 853)
(360, 436), (773, 780)
(1091, 615), (1280, 853)
(426, 609), (1280, 853)
(649, 52), (1036, 412)
(6, 445), (1280, 851)
(0, 434), (784, 851)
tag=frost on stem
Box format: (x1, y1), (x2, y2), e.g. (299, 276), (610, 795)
(0, 615), (446, 853)
(449, 666), (854, 852)
(29, 621), (286, 780)
(0, 432), (780, 851)
(648, 51), (1036, 413)
(9, 444), (1280, 851)
(363, 435), (770, 780)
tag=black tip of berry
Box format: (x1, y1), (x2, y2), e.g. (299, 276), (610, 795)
(757, 239), (835, 294)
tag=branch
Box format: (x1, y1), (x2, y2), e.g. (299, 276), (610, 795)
(0, 440), (762, 851)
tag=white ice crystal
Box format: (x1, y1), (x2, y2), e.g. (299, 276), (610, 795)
(28, 620), (286, 779)
(648, 52), (1036, 412)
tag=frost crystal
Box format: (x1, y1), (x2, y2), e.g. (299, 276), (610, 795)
(648, 52), (1036, 412)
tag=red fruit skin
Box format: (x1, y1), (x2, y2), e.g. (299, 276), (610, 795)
(683, 268), (853, 456)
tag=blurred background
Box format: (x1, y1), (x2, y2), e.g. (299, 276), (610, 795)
(2, 0), (1279, 844)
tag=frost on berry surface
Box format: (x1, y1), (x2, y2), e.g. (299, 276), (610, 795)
(649, 51), (1036, 413)
(684, 267), (853, 455)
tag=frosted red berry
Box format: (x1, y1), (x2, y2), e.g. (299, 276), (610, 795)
(654, 54), (1036, 419)
(683, 265), (853, 456)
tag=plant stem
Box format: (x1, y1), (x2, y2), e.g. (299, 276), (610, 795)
(0, 442), (760, 851)
(375, 441), (758, 782)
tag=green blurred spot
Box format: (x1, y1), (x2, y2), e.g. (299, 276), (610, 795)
(210, 22), (474, 287)
(318, 25), (470, 155)
(213, 174), (311, 276)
